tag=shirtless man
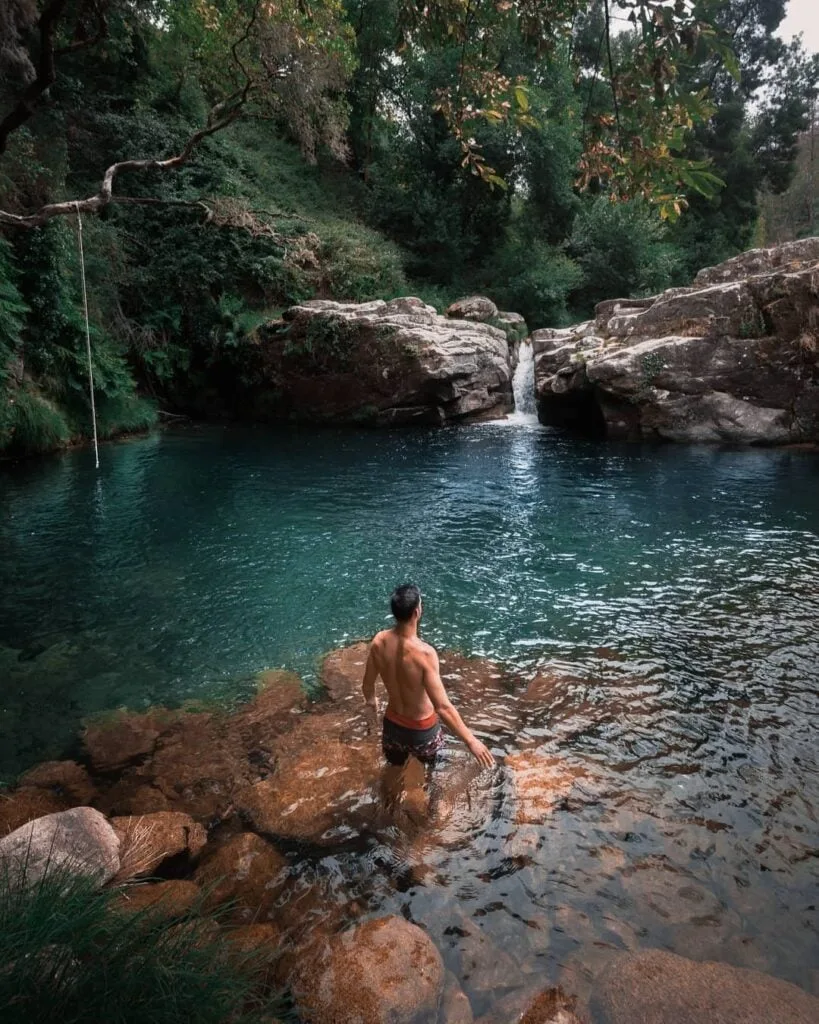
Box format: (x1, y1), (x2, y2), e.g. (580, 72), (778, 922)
(362, 584), (495, 769)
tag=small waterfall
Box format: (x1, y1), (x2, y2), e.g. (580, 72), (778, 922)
(509, 340), (538, 423)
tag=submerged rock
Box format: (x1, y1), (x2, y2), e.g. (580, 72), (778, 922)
(0, 807), (120, 886)
(193, 832), (289, 921)
(320, 642), (370, 702)
(505, 751), (593, 824)
(288, 916), (445, 1024)
(83, 707), (182, 773)
(0, 787), (70, 835)
(476, 985), (586, 1024)
(252, 297), (513, 426)
(236, 739), (381, 844)
(112, 810), (207, 880)
(591, 948), (819, 1023)
(18, 760), (97, 805)
(533, 238), (819, 444)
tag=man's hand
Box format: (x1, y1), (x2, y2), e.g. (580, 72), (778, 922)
(468, 737), (495, 769)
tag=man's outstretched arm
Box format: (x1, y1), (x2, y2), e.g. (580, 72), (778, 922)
(362, 647), (379, 708)
(422, 650), (495, 768)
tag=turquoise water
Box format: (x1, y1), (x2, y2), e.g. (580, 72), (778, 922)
(1, 424), (818, 780)
(2, 423), (819, 999)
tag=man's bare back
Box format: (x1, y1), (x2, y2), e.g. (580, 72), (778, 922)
(362, 584), (495, 769)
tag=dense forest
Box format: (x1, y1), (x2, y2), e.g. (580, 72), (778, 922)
(1, 0), (817, 455)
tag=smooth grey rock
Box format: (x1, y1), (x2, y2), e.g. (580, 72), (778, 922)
(0, 807), (120, 887)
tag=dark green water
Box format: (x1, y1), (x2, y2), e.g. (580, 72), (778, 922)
(2, 424), (819, 997)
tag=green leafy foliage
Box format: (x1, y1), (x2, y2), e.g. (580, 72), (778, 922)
(568, 198), (684, 317)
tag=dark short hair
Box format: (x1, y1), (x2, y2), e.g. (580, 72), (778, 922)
(390, 583), (421, 622)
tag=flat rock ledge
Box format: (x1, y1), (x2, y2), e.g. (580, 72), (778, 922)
(253, 296), (514, 426)
(533, 237), (819, 444)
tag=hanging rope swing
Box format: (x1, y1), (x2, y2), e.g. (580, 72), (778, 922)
(74, 202), (100, 470)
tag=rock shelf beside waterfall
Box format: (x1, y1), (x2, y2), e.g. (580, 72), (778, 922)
(532, 238), (819, 445)
(251, 297), (517, 426)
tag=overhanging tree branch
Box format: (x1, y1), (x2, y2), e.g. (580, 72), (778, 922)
(0, 105), (244, 228)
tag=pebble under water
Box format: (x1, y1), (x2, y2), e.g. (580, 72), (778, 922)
(1, 423), (818, 1009)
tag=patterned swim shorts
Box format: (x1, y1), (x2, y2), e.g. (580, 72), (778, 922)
(382, 716), (445, 766)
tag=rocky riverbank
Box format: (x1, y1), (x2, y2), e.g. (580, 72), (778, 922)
(1, 644), (817, 1023)
(533, 238), (819, 444)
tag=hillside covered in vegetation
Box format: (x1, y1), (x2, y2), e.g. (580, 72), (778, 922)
(1, 0), (817, 454)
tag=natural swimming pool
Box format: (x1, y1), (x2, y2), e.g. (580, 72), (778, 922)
(1, 423), (818, 1001)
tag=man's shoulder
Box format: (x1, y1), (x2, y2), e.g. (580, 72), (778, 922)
(415, 638), (438, 661)
(371, 629), (391, 647)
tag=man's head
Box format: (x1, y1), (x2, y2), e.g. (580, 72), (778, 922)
(390, 583), (422, 623)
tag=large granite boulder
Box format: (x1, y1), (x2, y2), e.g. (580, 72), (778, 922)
(533, 238), (819, 444)
(252, 297), (513, 425)
(288, 916), (445, 1024)
(591, 948), (819, 1023)
(0, 807), (120, 886)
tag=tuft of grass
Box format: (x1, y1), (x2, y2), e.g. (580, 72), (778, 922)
(0, 387), (70, 455)
(0, 867), (288, 1024)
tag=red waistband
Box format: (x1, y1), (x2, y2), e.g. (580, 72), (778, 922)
(384, 707), (439, 730)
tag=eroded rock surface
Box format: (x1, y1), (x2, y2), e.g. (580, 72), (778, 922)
(288, 916), (445, 1024)
(592, 948), (819, 1023)
(253, 297), (513, 425)
(533, 238), (819, 444)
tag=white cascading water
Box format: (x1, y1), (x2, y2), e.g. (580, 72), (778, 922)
(508, 340), (538, 423)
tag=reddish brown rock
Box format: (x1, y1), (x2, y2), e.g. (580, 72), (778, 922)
(506, 751), (590, 824)
(115, 879), (200, 918)
(0, 787), (69, 835)
(592, 949), (819, 1024)
(94, 777), (171, 817)
(228, 669), (307, 753)
(83, 708), (181, 772)
(194, 832), (288, 923)
(288, 916), (445, 1024)
(18, 760), (97, 805)
(320, 642), (370, 701)
(223, 922), (282, 955)
(147, 711), (252, 823)
(112, 811), (207, 880)
(476, 986), (586, 1024)
(236, 740), (380, 844)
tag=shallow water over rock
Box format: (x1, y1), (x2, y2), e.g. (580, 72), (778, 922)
(1, 424), (818, 1014)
